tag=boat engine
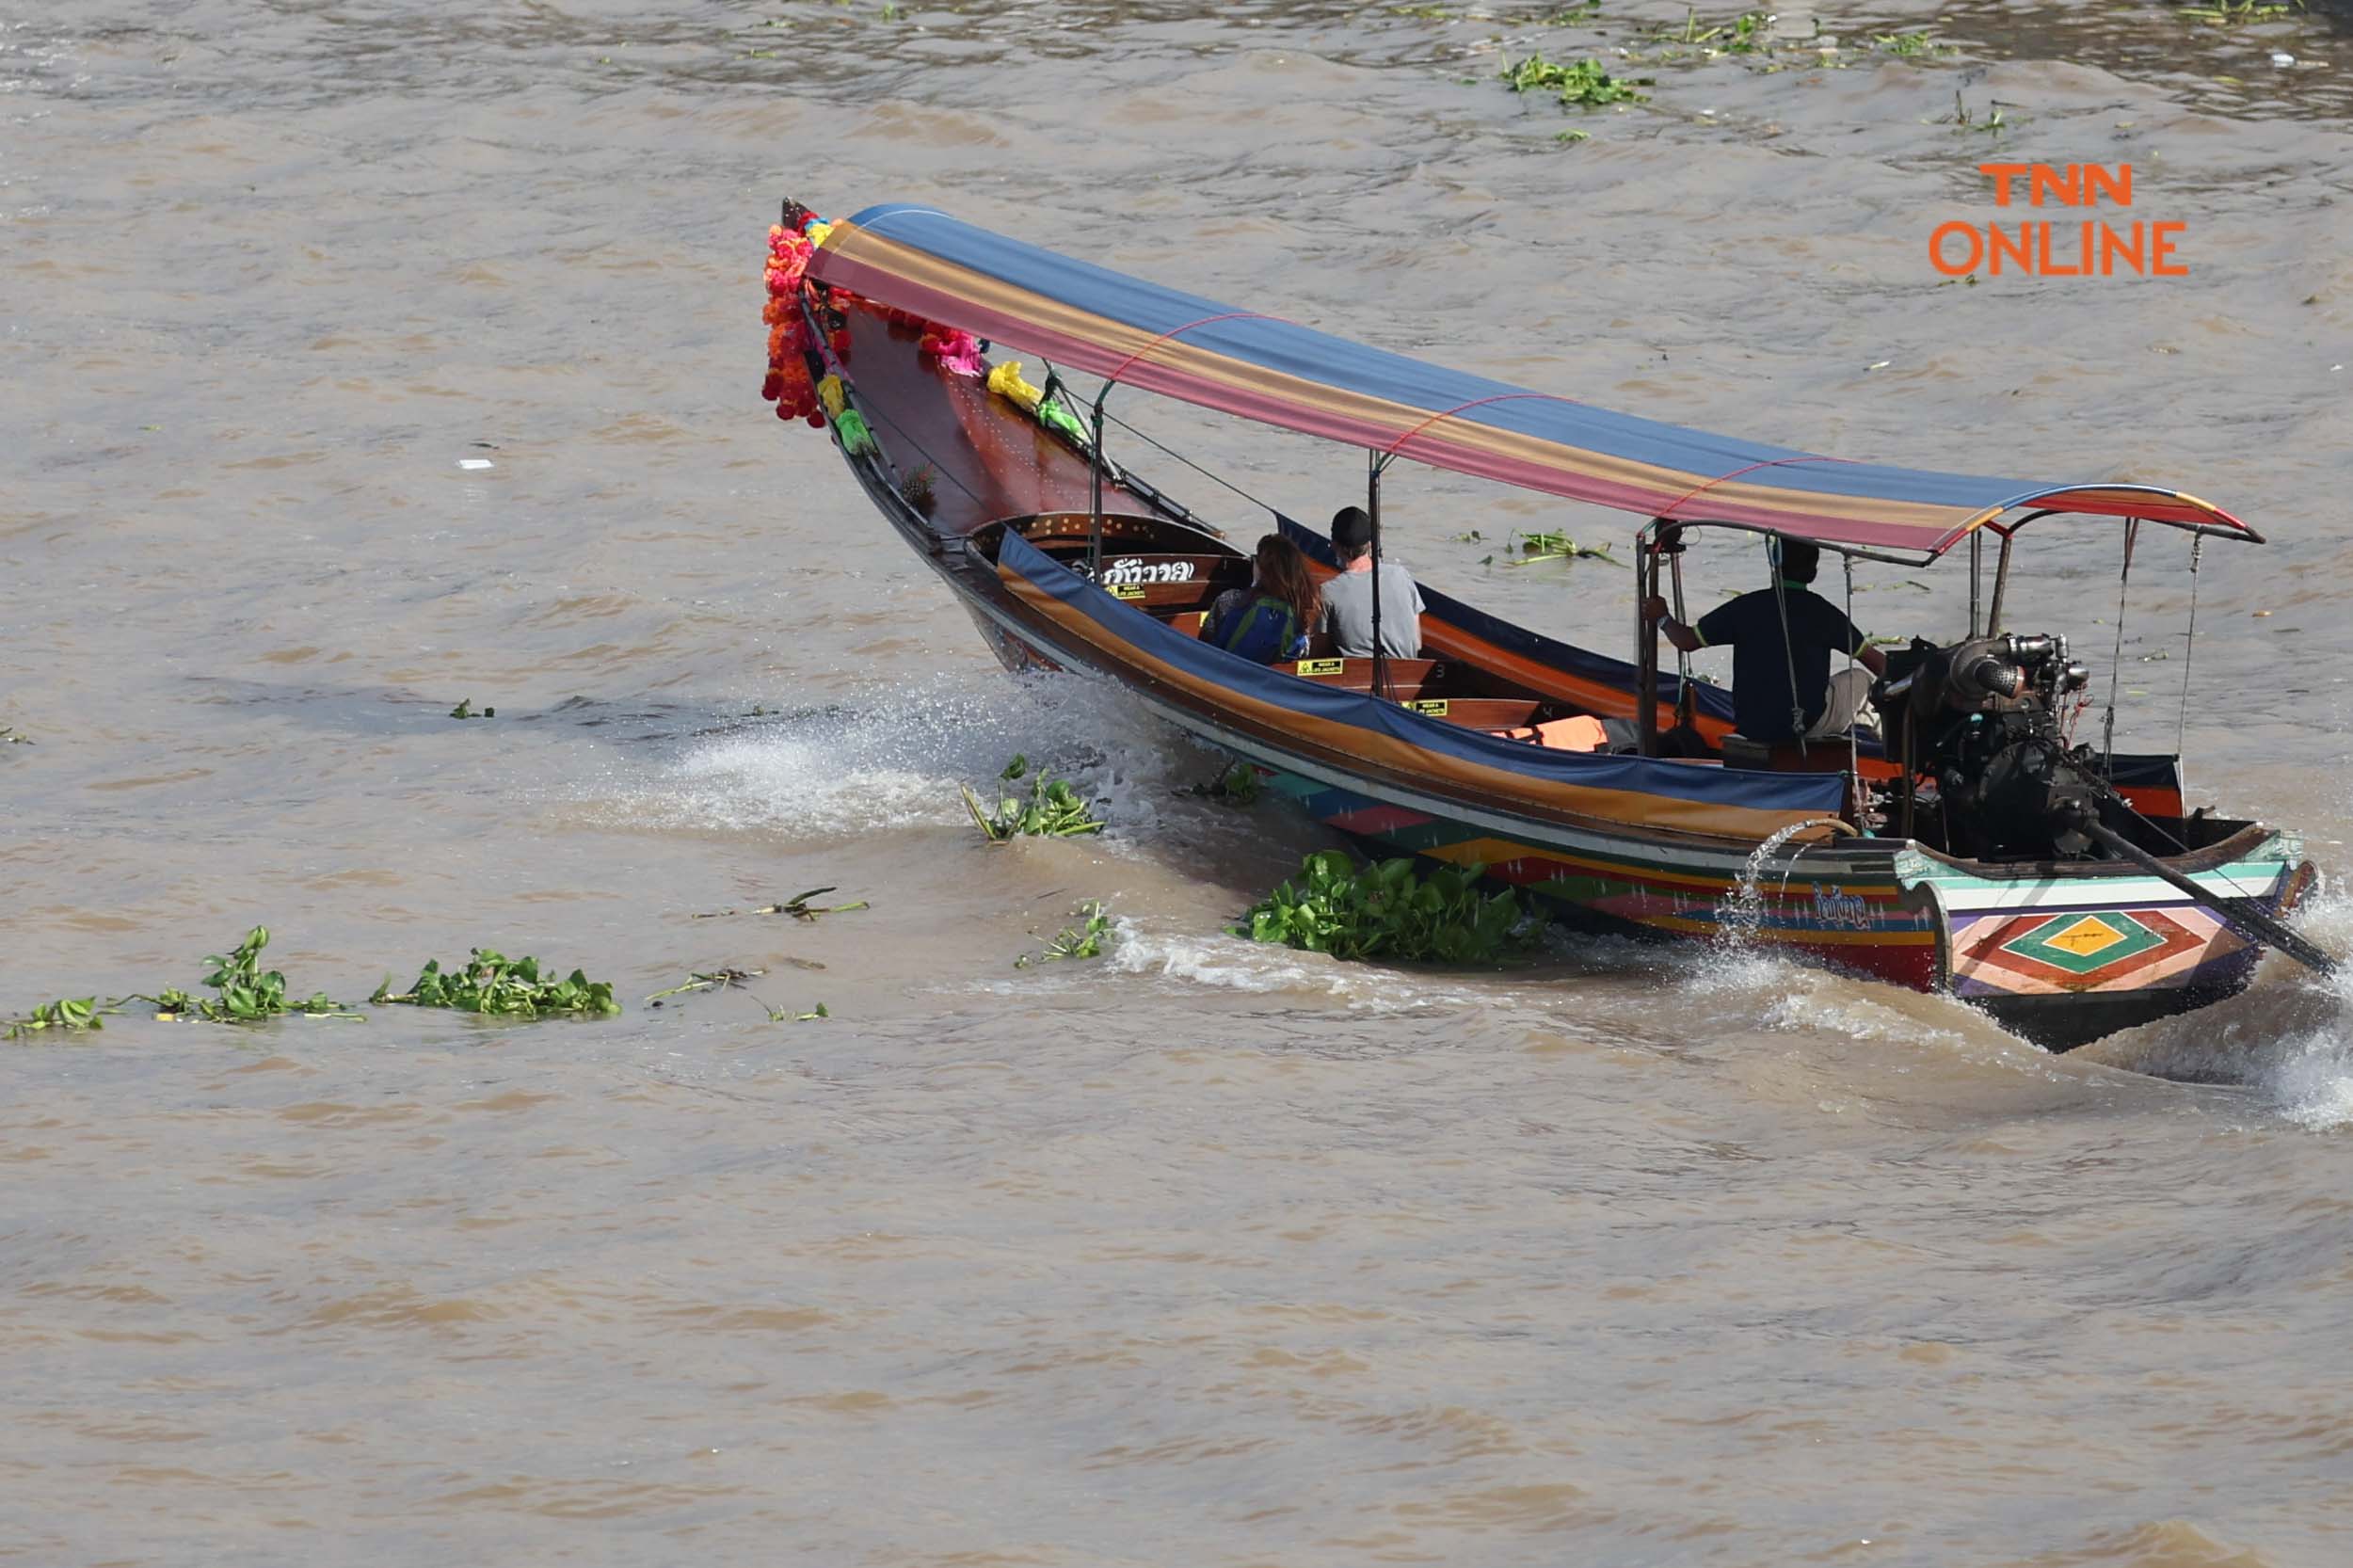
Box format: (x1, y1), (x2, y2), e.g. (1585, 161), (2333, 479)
(1879, 632), (2102, 860)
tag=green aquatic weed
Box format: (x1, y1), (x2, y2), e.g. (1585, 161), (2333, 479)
(5, 998), (115, 1041)
(963, 755), (1106, 840)
(1871, 31), (1952, 56)
(1016, 901), (1113, 968)
(372, 950), (620, 1017)
(1237, 852), (1538, 964)
(195, 926), (359, 1022)
(2181, 0), (2295, 24)
(1188, 760), (1263, 806)
(1500, 53), (1651, 107)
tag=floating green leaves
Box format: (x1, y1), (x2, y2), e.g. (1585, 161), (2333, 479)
(0, 726), (30, 745)
(198, 926), (360, 1022)
(1501, 53), (1652, 107)
(1871, 30), (1953, 57)
(648, 968), (764, 1001)
(1504, 531), (1624, 568)
(693, 886), (868, 921)
(1187, 760), (1263, 806)
(1945, 89), (2008, 134)
(5, 998), (115, 1041)
(1652, 8), (1774, 53)
(1237, 852), (1537, 964)
(2182, 0), (2296, 25)
(778, 886), (869, 919)
(449, 698), (495, 719)
(372, 950), (620, 1017)
(964, 755), (1106, 840)
(1016, 901), (1113, 968)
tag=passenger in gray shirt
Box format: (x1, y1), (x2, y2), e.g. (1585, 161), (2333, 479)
(1318, 506), (1423, 659)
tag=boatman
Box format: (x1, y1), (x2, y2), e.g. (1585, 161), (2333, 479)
(1321, 506), (1424, 659)
(1642, 537), (1887, 744)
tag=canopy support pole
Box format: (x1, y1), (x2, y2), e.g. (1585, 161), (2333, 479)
(1088, 386), (1112, 581)
(1769, 535), (1807, 759)
(1985, 529), (2016, 636)
(1667, 530), (1695, 738)
(1636, 523), (1660, 758)
(2175, 533), (2203, 760)
(2101, 518), (2140, 771)
(1369, 450), (1393, 701)
(1968, 531), (1983, 637)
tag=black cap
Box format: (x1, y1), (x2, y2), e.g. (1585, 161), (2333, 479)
(1331, 506), (1373, 553)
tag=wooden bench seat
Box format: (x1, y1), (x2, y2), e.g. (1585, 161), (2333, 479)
(1401, 696), (1545, 730)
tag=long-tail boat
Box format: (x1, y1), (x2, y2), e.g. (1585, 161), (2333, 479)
(760, 200), (2327, 1049)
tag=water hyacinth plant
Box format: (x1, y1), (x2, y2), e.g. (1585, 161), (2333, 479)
(1238, 852), (1537, 963)
(1016, 900), (1114, 968)
(196, 926), (360, 1022)
(5, 998), (114, 1041)
(964, 754), (1106, 840)
(1500, 53), (1652, 107)
(372, 950), (620, 1017)
(1187, 760), (1263, 805)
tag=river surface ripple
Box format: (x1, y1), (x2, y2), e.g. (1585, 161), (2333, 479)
(7, 2), (2353, 1563)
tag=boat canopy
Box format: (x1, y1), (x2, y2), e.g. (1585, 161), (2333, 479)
(811, 204), (2258, 564)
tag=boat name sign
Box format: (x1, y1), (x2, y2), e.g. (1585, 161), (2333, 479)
(1088, 556), (1195, 586)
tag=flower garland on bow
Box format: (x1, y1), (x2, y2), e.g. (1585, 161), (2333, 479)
(761, 200), (986, 446)
(760, 205), (831, 426)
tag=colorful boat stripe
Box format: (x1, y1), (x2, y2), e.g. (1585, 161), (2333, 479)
(993, 532), (1849, 839)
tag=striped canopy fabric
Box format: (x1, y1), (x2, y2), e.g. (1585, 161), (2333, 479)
(810, 204), (2257, 562)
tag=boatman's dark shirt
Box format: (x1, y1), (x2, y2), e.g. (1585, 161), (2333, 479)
(1694, 586), (1868, 743)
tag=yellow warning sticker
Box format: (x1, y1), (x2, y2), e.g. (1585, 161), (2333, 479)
(1295, 658), (1345, 676)
(1409, 699), (1450, 716)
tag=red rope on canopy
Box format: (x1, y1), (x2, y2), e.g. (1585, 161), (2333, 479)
(1103, 312), (1282, 389)
(1381, 391), (1588, 459)
(1654, 454), (1862, 531)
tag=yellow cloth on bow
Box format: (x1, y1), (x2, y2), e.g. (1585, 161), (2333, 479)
(986, 360), (1045, 411)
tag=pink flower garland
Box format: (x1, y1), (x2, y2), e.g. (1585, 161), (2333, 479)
(761, 200), (985, 432)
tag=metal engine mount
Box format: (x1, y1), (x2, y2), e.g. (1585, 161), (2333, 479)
(1880, 632), (2102, 860)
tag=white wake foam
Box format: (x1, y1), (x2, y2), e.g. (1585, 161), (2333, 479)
(1108, 920), (1485, 1011)
(2102, 884), (2353, 1128)
(585, 672), (1221, 843)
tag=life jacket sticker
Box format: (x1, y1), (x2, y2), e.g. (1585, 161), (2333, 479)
(1110, 584), (1146, 600)
(1409, 699), (1450, 716)
(1295, 658), (1344, 677)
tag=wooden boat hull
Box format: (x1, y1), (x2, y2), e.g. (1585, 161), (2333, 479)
(808, 304), (2308, 1052)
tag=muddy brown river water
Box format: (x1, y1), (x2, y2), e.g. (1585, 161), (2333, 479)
(8, 2), (2353, 1563)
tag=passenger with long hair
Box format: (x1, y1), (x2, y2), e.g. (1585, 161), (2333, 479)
(1203, 535), (1321, 664)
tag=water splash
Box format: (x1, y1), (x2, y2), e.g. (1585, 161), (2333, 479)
(1713, 820), (1828, 954)
(1106, 920), (1486, 1012)
(577, 672), (1213, 844)
(2094, 884), (2353, 1126)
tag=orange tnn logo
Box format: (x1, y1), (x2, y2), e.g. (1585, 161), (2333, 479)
(1929, 163), (2185, 279)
